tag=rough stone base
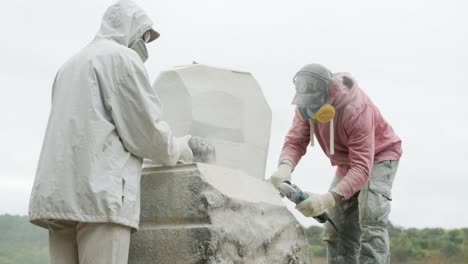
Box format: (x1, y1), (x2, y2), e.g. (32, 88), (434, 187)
(129, 163), (310, 264)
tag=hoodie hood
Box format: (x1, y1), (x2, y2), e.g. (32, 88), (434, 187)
(307, 72), (359, 156)
(330, 72), (359, 110)
(95, 0), (156, 47)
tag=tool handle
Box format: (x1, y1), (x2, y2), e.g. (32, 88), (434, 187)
(277, 181), (333, 225)
(295, 189), (329, 224)
(313, 213), (329, 223)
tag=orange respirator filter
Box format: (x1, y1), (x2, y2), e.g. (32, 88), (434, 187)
(315, 104), (335, 123)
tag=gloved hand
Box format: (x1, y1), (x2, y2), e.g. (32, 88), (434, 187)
(188, 136), (216, 163)
(176, 135), (193, 163)
(270, 164), (292, 189)
(296, 192), (336, 217)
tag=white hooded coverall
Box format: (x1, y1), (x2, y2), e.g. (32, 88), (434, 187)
(28, 0), (188, 262)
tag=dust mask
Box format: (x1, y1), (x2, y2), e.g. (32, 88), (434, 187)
(130, 31), (152, 63)
(130, 39), (148, 63)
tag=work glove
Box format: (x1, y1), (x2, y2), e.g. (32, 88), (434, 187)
(270, 164), (292, 189)
(296, 192), (335, 217)
(175, 135), (193, 163)
(188, 136), (216, 163)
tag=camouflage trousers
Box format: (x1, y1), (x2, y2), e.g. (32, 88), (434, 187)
(323, 160), (399, 264)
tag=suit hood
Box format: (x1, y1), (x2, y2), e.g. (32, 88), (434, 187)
(95, 0), (155, 47)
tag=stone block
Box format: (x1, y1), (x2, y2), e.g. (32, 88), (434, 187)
(129, 164), (310, 264)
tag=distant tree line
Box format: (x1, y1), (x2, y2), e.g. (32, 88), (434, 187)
(0, 215), (466, 264)
(305, 223), (467, 264)
(0, 215), (48, 264)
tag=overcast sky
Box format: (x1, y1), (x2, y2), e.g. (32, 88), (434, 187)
(0, 0), (466, 229)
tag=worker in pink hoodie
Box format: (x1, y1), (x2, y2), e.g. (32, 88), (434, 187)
(270, 64), (402, 263)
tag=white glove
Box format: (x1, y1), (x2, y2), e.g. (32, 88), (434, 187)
(296, 192), (336, 217)
(270, 164), (292, 189)
(188, 136), (216, 163)
(175, 135), (193, 163)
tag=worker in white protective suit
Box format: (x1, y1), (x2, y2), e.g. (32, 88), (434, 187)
(28, 1), (193, 263)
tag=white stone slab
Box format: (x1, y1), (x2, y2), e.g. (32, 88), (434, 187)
(150, 64), (272, 179)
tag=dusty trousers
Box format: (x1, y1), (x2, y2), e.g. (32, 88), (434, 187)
(48, 220), (131, 264)
(323, 160), (399, 264)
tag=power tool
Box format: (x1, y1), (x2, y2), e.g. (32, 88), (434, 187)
(278, 181), (338, 231)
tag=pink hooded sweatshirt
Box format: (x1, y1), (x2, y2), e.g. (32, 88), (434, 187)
(279, 72), (402, 200)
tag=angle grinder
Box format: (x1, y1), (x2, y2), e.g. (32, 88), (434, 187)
(278, 181), (338, 231)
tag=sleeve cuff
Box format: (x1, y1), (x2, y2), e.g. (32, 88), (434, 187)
(278, 160), (294, 170)
(331, 186), (345, 201)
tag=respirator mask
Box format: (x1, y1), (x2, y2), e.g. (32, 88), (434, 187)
(292, 73), (335, 123)
(130, 31), (152, 63)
